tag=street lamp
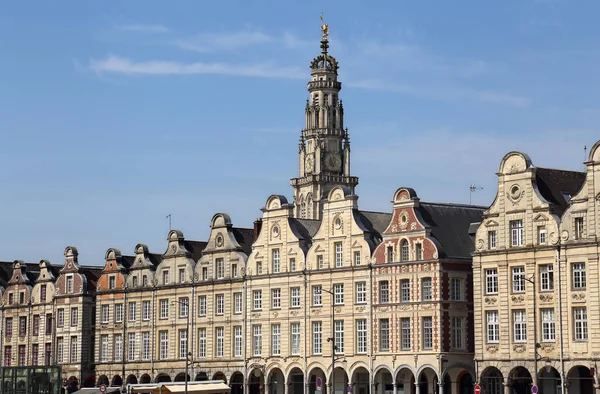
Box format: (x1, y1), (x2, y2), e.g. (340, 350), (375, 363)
(322, 288), (337, 394)
(522, 275), (540, 388)
(172, 299), (191, 394)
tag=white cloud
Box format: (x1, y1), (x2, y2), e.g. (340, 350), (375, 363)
(89, 55), (305, 79)
(117, 24), (170, 33)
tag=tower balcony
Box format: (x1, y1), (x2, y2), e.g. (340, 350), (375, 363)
(307, 80), (342, 91)
(290, 174), (359, 187)
(302, 128), (345, 138)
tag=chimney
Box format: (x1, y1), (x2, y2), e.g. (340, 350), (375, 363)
(253, 219), (263, 242)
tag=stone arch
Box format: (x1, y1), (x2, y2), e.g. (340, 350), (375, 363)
(348, 361), (370, 382)
(394, 365), (418, 380)
(266, 195), (289, 211)
(393, 187), (418, 203)
(287, 367), (305, 394)
(499, 151), (532, 174)
(212, 372), (227, 383)
(156, 374), (171, 383)
(175, 373), (191, 382)
(231, 372), (244, 394)
(66, 376), (78, 393)
(307, 366), (327, 394)
(140, 374), (151, 384)
(395, 367), (416, 394)
(126, 375), (138, 385)
(111, 375), (123, 387)
(374, 366), (394, 394)
(195, 372), (209, 381)
(306, 193), (313, 218)
(417, 366), (438, 394)
(285, 363), (304, 380)
(211, 213), (233, 228)
(327, 185), (352, 202)
(567, 365), (594, 394)
(97, 376), (109, 386)
(480, 367), (504, 394)
(507, 366), (532, 393)
(267, 368), (285, 394)
(83, 376), (95, 388)
(538, 366), (560, 394)
(249, 368), (265, 394)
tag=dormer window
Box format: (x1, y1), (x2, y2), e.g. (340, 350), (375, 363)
(162, 270), (169, 285)
(108, 276), (116, 290)
(19, 292), (24, 304)
(386, 246), (394, 263)
(8, 293), (13, 305)
(537, 226), (547, 245)
(40, 285), (47, 303)
(401, 240), (409, 261)
(415, 243), (423, 261)
(179, 268), (185, 284)
(142, 275), (148, 287)
(575, 217), (584, 240)
(132, 276), (138, 288)
(510, 220), (524, 247)
(66, 275), (74, 294)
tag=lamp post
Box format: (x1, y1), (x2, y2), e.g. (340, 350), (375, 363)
(172, 299), (191, 394)
(322, 288), (336, 394)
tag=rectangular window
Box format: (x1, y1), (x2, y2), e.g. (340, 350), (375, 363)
(70, 308), (78, 326)
(291, 287), (301, 308)
(128, 332), (137, 361)
(575, 217), (584, 239)
(215, 258), (224, 279)
(179, 268), (185, 284)
(56, 338), (63, 363)
(253, 290), (262, 310)
(450, 278), (462, 301)
(538, 226), (547, 245)
(256, 261), (263, 275)
(142, 301), (151, 321)
(234, 326), (243, 357)
(160, 299), (169, 319)
(541, 308), (555, 342)
(101, 335), (109, 362)
(356, 282), (366, 304)
(40, 285), (47, 302)
(18, 344), (26, 366)
(379, 281), (389, 304)
(510, 219), (524, 247)
(234, 293), (243, 314)
(32, 344), (39, 366)
(19, 317), (26, 336)
(401, 318), (411, 350)
(128, 302), (137, 322)
(66, 275), (74, 293)
(142, 275), (148, 287)
(179, 297), (189, 318)
(379, 319), (390, 351)
(57, 308), (65, 327)
(289, 258), (296, 272)
(334, 283), (344, 305)
(422, 277), (432, 301)
(513, 310), (527, 342)
(488, 230), (497, 249)
(198, 296), (207, 316)
(486, 269), (498, 294)
(232, 263), (238, 278)
(271, 289), (281, 309)
(44, 343), (51, 366)
(162, 270), (169, 285)
(317, 255), (324, 269)
(33, 315), (39, 336)
(512, 266), (525, 292)
(574, 307), (588, 341)
(108, 276), (116, 289)
(202, 267), (208, 280)
(335, 242), (343, 267)
(356, 319), (367, 354)
(216, 294), (224, 315)
(45, 314), (52, 335)
(415, 243), (423, 260)
(142, 332), (150, 360)
(451, 317), (463, 349)
(572, 263), (586, 289)
(159, 331), (168, 360)
(114, 334), (123, 361)
(4, 346), (11, 367)
(132, 276), (138, 288)
(401, 279), (410, 302)
(5, 317), (12, 338)
(215, 327), (224, 357)
(115, 304), (123, 323)
(422, 317), (433, 350)
(335, 320), (344, 354)
(313, 286), (322, 306)
(312, 322), (322, 354)
(291, 323), (301, 355)
(272, 249), (280, 273)
(387, 246), (394, 263)
(253, 325), (262, 356)
(271, 324), (281, 355)
(540, 265), (554, 291)
(487, 311), (499, 343)
(198, 328), (206, 358)
(354, 251), (361, 266)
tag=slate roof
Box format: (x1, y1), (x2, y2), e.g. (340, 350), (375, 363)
(79, 266), (103, 293)
(355, 210), (393, 235)
(184, 241), (208, 263)
(232, 227), (255, 256)
(418, 202), (486, 259)
(535, 167), (586, 216)
(290, 219), (321, 240)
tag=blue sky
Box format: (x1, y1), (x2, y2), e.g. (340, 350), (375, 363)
(1, 1), (599, 265)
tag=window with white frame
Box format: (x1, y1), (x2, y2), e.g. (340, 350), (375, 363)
(142, 332), (150, 360)
(486, 311), (499, 343)
(335, 242), (343, 268)
(572, 263), (586, 289)
(272, 249), (280, 274)
(541, 308), (555, 342)
(401, 240), (409, 261)
(356, 319), (367, 354)
(513, 310), (527, 342)
(198, 328), (206, 358)
(356, 282), (366, 304)
(291, 323), (301, 355)
(317, 255), (324, 269)
(422, 277), (432, 301)
(57, 309), (65, 327)
(335, 320), (344, 354)
(101, 305), (109, 323)
(574, 307), (588, 341)
(386, 246), (394, 263)
(108, 276), (115, 290)
(575, 217), (584, 239)
(312, 321), (322, 354)
(142, 301), (151, 321)
(510, 219), (524, 247)
(512, 266), (525, 293)
(215, 327), (224, 357)
(234, 326), (243, 357)
(100, 335), (109, 362)
(540, 265), (554, 291)
(256, 261), (262, 275)
(451, 317), (464, 349)
(128, 302), (137, 322)
(450, 278), (462, 301)
(537, 225), (547, 245)
(401, 318), (411, 350)
(334, 284), (344, 305)
(215, 258), (224, 279)
(198, 296), (207, 316)
(202, 267), (208, 280)
(271, 324), (281, 356)
(69, 336), (78, 362)
(253, 325), (262, 356)
(216, 294), (224, 315)
(415, 243), (423, 260)
(488, 230), (497, 249)
(271, 289), (281, 309)
(485, 268), (498, 294)
(159, 331), (168, 360)
(66, 275), (74, 294)
(179, 268), (185, 284)
(313, 286), (322, 306)
(253, 290), (262, 310)
(422, 317), (433, 349)
(114, 334), (122, 361)
(159, 299), (169, 319)
(234, 293), (243, 314)
(289, 258), (296, 272)
(128, 332), (137, 361)
(401, 279), (410, 302)
(354, 251), (361, 266)
(379, 319), (390, 351)
(162, 270), (169, 285)
(112, 303), (121, 322)
(232, 263), (238, 278)
(379, 281), (389, 304)
(291, 287), (301, 308)
(56, 338), (63, 363)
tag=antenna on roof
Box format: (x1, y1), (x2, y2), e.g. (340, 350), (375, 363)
(584, 145), (587, 164)
(470, 184), (483, 205)
(166, 214), (172, 231)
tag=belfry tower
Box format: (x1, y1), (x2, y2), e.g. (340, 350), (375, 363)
(290, 21), (358, 220)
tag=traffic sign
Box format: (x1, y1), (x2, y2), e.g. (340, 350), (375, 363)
(531, 385), (538, 394)
(316, 377), (323, 388)
(474, 384), (481, 394)
(99, 384), (107, 394)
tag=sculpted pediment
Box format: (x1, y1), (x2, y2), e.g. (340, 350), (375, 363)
(485, 220), (499, 227)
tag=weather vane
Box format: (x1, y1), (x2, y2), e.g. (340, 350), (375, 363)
(320, 12), (329, 39)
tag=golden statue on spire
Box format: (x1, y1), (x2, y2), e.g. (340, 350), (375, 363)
(320, 13), (329, 39)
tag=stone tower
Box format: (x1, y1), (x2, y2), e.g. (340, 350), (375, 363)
(290, 28), (358, 220)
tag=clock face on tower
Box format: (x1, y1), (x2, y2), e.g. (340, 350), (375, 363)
(325, 153), (342, 171)
(305, 155), (314, 173)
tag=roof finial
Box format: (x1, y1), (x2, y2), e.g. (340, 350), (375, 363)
(320, 12), (329, 39)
